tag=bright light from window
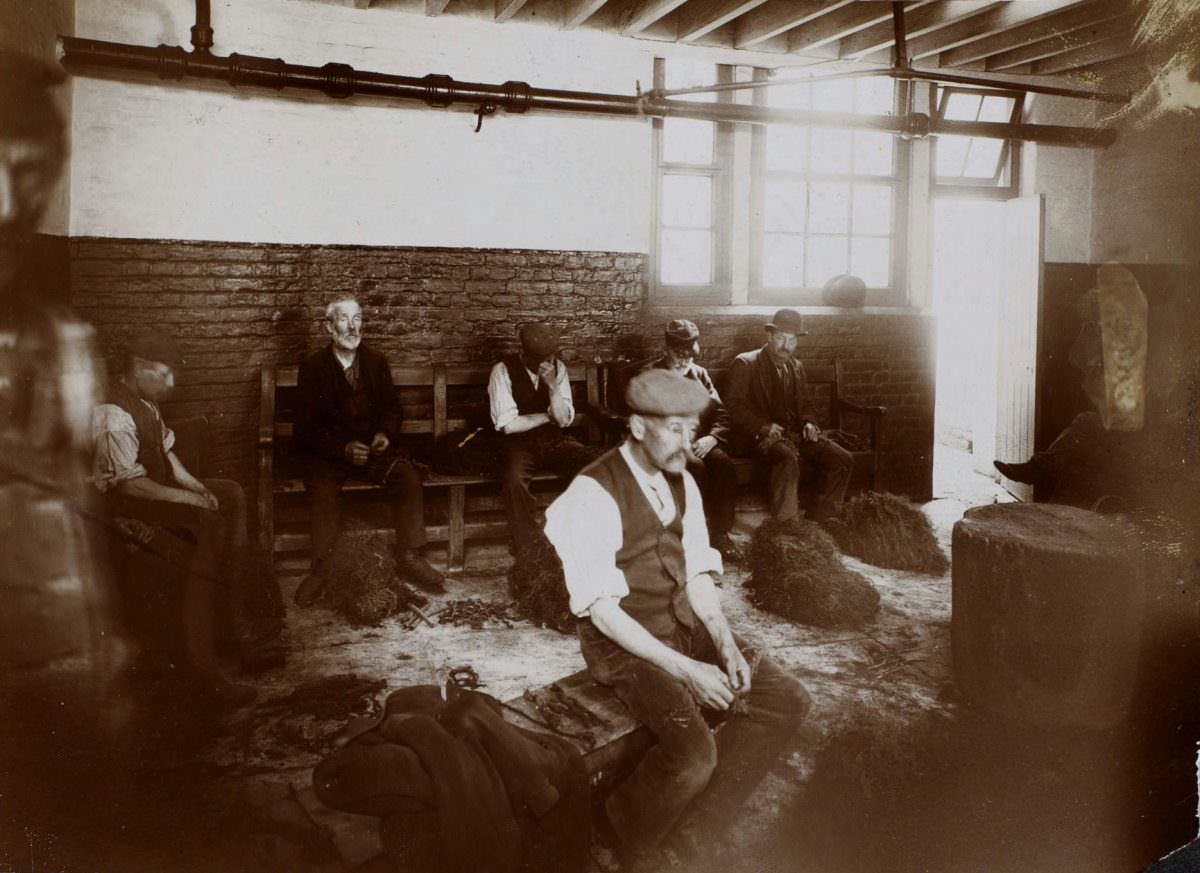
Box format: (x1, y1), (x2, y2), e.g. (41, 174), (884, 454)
(806, 236), (849, 287)
(661, 175), (711, 227)
(809, 182), (850, 234)
(766, 180), (807, 232)
(853, 184), (892, 236)
(851, 237), (890, 286)
(660, 229), (712, 284)
(663, 118), (714, 164)
(764, 235), (805, 287)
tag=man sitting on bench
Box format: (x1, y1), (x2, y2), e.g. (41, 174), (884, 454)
(725, 308), (853, 523)
(293, 296), (444, 606)
(544, 369), (811, 869)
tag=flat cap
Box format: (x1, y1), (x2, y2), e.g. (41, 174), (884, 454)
(519, 323), (560, 358)
(664, 319), (700, 348)
(0, 49), (66, 140)
(625, 368), (711, 418)
(127, 328), (184, 370)
(765, 308), (808, 336)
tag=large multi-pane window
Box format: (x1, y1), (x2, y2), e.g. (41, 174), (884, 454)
(751, 72), (900, 304)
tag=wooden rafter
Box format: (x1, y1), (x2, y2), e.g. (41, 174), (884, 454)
(562, 0), (609, 29)
(734, 0), (858, 50)
(788, 2), (927, 54)
(1031, 34), (1135, 74)
(678, 0), (771, 43)
(838, 1), (998, 60)
(354, 0), (374, 8)
(939, 0), (1126, 67)
(495, 0), (530, 22)
(986, 16), (1133, 71)
(621, 0), (691, 35)
(861, 0), (1088, 64)
(425, 0), (452, 16)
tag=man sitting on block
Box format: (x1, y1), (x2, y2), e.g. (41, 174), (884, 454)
(293, 296), (444, 606)
(488, 323), (595, 554)
(544, 368), (811, 869)
(724, 308), (853, 522)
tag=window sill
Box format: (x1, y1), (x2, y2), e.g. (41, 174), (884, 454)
(644, 302), (932, 318)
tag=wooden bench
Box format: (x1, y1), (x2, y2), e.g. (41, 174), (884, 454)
(258, 362), (605, 573)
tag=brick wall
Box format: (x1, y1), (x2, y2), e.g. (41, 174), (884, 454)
(69, 237), (935, 510)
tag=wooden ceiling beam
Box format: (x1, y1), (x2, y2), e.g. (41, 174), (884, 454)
(621, 0), (691, 35)
(354, 0), (375, 8)
(787, 1), (924, 54)
(678, 0), (771, 43)
(425, 0), (452, 15)
(734, 0), (857, 50)
(862, 0), (1088, 64)
(562, 0), (609, 29)
(496, 0), (530, 21)
(940, 0), (1127, 66)
(987, 15), (1133, 70)
(838, 1), (997, 60)
(1032, 34), (1135, 74)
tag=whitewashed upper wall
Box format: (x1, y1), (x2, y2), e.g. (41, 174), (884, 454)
(1021, 95), (1095, 265)
(70, 0), (656, 250)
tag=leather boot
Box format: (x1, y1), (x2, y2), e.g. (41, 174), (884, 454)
(294, 571), (328, 607)
(396, 550), (446, 593)
(994, 459), (1046, 485)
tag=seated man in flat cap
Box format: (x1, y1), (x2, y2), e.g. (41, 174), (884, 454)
(293, 296), (445, 606)
(488, 323), (595, 554)
(643, 319), (741, 562)
(90, 329), (256, 706)
(544, 369), (810, 868)
(725, 308), (853, 523)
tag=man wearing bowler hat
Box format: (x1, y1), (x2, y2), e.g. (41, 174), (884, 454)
(725, 308), (854, 522)
(644, 319), (741, 562)
(544, 369), (810, 868)
(488, 323), (595, 554)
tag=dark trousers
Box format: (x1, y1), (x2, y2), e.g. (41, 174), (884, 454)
(1033, 411), (1139, 506)
(108, 478), (248, 675)
(307, 452), (426, 572)
(685, 447), (737, 536)
(501, 431), (596, 553)
(579, 619), (810, 855)
(764, 435), (853, 522)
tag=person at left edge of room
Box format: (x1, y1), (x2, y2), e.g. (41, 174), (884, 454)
(488, 322), (596, 554)
(643, 319), (742, 563)
(90, 329), (257, 707)
(292, 296), (446, 606)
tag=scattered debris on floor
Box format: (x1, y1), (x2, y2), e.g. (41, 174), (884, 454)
(237, 674), (388, 758)
(746, 517), (880, 629)
(507, 534), (574, 633)
(437, 597), (519, 629)
(825, 491), (950, 575)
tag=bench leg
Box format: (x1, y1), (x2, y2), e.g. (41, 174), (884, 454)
(448, 485), (466, 573)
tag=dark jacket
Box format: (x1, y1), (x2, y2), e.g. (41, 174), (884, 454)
(294, 343), (401, 465)
(646, 356), (732, 447)
(724, 346), (816, 454)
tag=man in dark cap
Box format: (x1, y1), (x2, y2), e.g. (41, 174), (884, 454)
(488, 322), (595, 553)
(293, 296), (445, 606)
(544, 369), (810, 869)
(725, 308), (853, 522)
(643, 319), (741, 561)
(90, 329), (256, 705)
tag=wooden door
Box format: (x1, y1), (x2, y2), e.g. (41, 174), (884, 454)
(993, 195), (1045, 502)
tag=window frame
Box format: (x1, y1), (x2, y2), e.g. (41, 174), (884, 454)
(931, 85), (1025, 199)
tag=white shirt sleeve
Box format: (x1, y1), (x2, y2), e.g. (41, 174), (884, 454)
(488, 361), (519, 432)
(544, 475), (628, 617)
(90, 404), (146, 493)
(551, 360), (575, 425)
(681, 469), (724, 582)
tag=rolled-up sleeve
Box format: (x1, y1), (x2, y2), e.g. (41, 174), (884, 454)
(488, 361), (519, 432)
(552, 360), (575, 424)
(91, 404), (145, 493)
(544, 476), (628, 617)
(682, 471), (723, 582)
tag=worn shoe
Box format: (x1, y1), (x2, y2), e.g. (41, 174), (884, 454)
(396, 550), (446, 594)
(710, 531), (743, 564)
(293, 572), (328, 607)
(994, 459), (1044, 485)
(391, 579), (429, 609)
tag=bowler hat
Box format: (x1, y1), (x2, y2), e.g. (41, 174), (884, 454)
(664, 319), (700, 350)
(127, 329), (184, 370)
(519, 323), (559, 358)
(625, 368), (710, 417)
(765, 308), (808, 336)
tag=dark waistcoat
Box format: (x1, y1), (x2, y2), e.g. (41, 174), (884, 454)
(502, 354), (552, 416)
(107, 379), (171, 486)
(581, 449), (694, 642)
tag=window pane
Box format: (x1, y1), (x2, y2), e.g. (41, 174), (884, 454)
(666, 59), (717, 103)
(765, 180), (807, 232)
(662, 175), (712, 228)
(806, 236), (849, 287)
(766, 126), (807, 171)
(935, 134), (970, 177)
(980, 95), (1014, 123)
(763, 234), (805, 287)
(660, 229), (712, 284)
(853, 184), (892, 236)
(810, 128), (852, 174)
(944, 91), (981, 121)
(808, 182), (850, 233)
(963, 137), (1004, 178)
(851, 237), (890, 286)
(769, 82), (810, 109)
(811, 77), (855, 112)
(853, 131), (893, 175)
(855, 76), (894, 115)
(663, 118), (714, 164)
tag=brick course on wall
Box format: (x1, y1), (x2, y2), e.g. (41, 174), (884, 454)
(69, 236), (935, 517)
